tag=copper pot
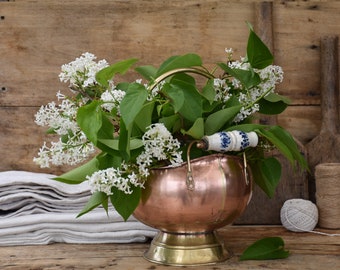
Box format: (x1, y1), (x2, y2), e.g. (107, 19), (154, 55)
(133, 153), (252, 266)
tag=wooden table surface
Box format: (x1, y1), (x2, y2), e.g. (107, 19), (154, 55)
(0, 226), (339, 270)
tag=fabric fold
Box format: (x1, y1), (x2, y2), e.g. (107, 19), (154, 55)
(0, 171), (156, 246)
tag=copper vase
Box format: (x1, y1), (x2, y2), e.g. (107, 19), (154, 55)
(133, 153), (252, 266)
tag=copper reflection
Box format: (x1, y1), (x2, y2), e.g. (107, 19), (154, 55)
(134, 153), (252, 233)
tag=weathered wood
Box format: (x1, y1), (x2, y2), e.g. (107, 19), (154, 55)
(235, 1), (308, 225)
(0, 105), (321, 174)
(255, 1), (274, 53)
(306, 35), (340, 201)
(277, 106), (321, 144)
(1, 0), (340, 224)
(0, 0), (254, 106)
(0, 226), (338, 269)
(1, 1), (340, 105)
(0, 106), (75, 175)
(236, 153), (309, 225)
(273, 1), (340, 105)
(255, 1), (276, 127)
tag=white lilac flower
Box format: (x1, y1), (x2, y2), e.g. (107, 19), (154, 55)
(225, 48), (233, 61)
(33, 132), (95, 168)
(86, 164), (145, 196)
(233, 104), (260, 123)
(147, 80), (165, 101)
(228, 60), (250, 89)
(213, 78), (231, 103)
(136, 123), (183, 176)
(59, 52), (109, 88)
(257, 65), (284, 96)
(34, 92), (79, 136)
(100, 88), (126, 113)
(227, 61), (284, 123)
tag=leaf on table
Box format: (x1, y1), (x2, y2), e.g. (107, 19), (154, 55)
(240, 237), (290, 261)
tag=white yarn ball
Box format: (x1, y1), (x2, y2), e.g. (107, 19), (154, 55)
(280, 199), (319, 232)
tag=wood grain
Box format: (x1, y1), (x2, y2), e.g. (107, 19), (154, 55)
(306, 35), (340, 201)
(235, 1), (308, 225)
(0, 226), (338, 270)
(1, 0), (340, 224)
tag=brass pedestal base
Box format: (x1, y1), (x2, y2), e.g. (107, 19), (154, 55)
(143, 231), (233, 266)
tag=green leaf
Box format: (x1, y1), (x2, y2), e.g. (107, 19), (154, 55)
(257, 127), (294, 163)
(259, 126), (307, 169)
(259, 93), (290, 115)
(250, 157), (281, 198)
(182, 118), (204, 139)
(77, 191), (108, 218)
(96, 152), (122, 170)
(258, 100), (287, 115)
(110, 185), (141, 221)
(97, 111), (115, 139)
(272, 126), (308, 170)
(240, 237), (289, 261)
(201, 79), (216, 104)
(264, 92), (291, 104)
(162, 83), (185, 113)
(159, 114), (181, 133)
(156, 53), (202, 76)
(167, 78), (203, 123)
(158, 100), (176, 117)
(247, 28), (274, 69)
(135, 65), (157, 81)
(226, 123), (265, 133)
(217, 63), (261, 89)
(93, 115), (116, 155)
(116, 82), (130, 91)
(118, 118), (130, 161)
(96, 58), (138, 87)
(98, 138), (143, 151)
(230, 123), (308, 172)
(54, 156), (99, 184)
(76, 101), (102, 144)
(120, 83), (148, 128)
(204, 105), (242, 135)
(46, 127), (57, 134)
(134, 101), (155, 132)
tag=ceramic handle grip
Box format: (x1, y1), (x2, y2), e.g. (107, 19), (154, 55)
(199, 131), (258, 152)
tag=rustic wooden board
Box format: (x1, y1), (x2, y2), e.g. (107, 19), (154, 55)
(0, 105), (320, 174)
(306, 36), (340, 201)
(273, 1), (340, 105)
(235, 2), (309, 225)
(0, 107), (74, 175)
(1, 0), (340, 106)
(0, 226), (338, 270)
(278, 106), (321, 144)
(1, 0), (340, 224)
(0, 0), (254, 106)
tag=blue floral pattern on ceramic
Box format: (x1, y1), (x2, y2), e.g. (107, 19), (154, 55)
(239, 131), (250, 150)
(219, 132), (231, 151)
(203, 130), (258, 152)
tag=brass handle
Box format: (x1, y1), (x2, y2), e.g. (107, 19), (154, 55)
(243, 152), (249, 186)
(148, 67), (214, 92)
(186, 141), (250, 190)
(186, 141), (197, 191)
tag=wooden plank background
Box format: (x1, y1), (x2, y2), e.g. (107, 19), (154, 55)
(1, 0), (340, 224)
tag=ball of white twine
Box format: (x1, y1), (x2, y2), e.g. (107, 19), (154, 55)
(280, 199), (318, 232)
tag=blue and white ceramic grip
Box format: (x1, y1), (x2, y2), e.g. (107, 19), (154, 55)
(201, 131), (258, 152)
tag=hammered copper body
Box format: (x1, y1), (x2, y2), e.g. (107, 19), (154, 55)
(133, 153), (252, 266)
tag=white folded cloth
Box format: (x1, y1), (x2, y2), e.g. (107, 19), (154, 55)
(0, 171), (156, 246)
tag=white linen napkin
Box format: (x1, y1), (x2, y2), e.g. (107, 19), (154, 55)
(0, 171), (156, 246)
